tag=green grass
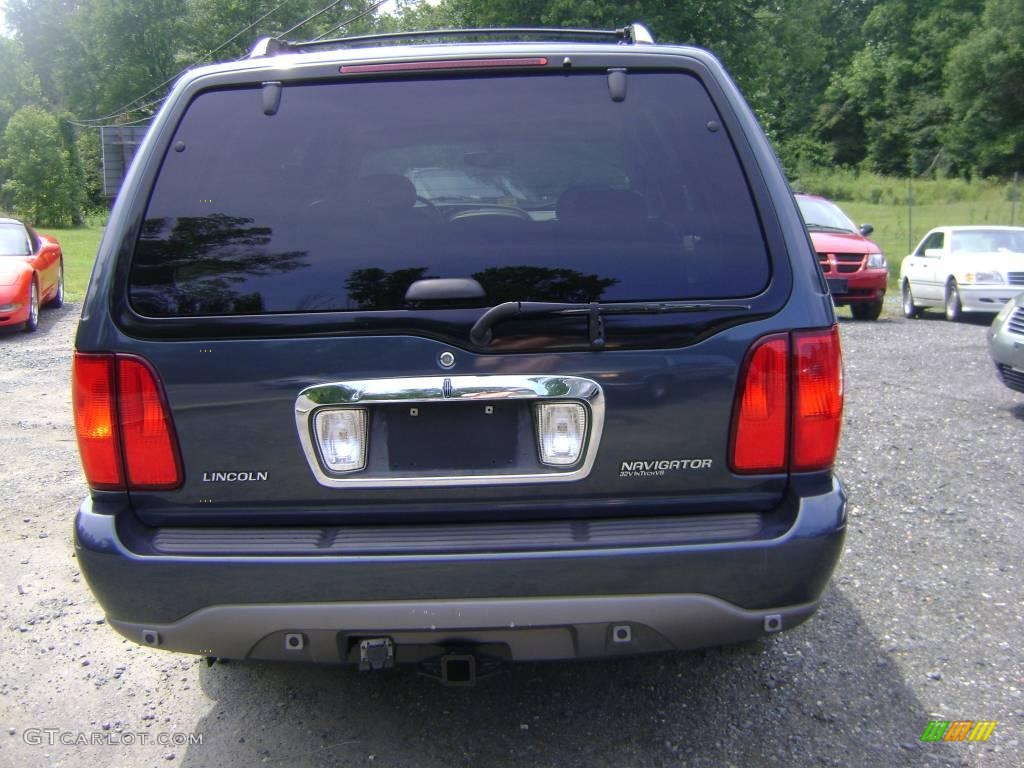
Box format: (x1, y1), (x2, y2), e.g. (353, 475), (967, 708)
(838, 199), (1019, 294)
(793, 171), (1022, 294)
(40, 223), (105, 302)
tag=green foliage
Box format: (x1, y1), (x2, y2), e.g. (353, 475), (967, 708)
(184, 1), (384, 62)
(1, 0), (1020, 187)
(76, 129), (104, 211)
(792, 167), (1003, 207)
(815, 0), (987, 176)
(943, 0), (1024, 178)
(3, 0), (78, 109)
(66, 0), (187, 117)
(0, 38), (43, 133)
(40, 222), (106, 301)
(0, 106), (80, 226)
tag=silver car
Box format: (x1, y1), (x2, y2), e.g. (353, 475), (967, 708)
(989, 292), (1024, 393)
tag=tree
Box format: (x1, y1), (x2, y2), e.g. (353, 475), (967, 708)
(3, 1), (82, 110)
(815, 0), (984, 175)
(1, 106), (80, 225)
(76, 129), (104, 210)
(0, 38), (43, 134)
(944, 0), (1024, 177)
(67, 0), (187, 117)
(183, 0), (386, 62)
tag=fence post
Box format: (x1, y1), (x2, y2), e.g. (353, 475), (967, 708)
(1012, 172), (1020, 226)
(907, 178), (914, 254)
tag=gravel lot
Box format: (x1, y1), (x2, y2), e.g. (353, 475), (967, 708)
(1, 301), (1021, 768)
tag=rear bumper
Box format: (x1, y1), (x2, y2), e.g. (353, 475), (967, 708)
(74, 476), (847, 662)
(829, 270), (887, 304)
(108, 595), (821, 663)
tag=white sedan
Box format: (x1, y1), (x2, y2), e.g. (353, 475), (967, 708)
(900, 226), (1024, 320)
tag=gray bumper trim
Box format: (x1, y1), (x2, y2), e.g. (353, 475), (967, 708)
(110, 594), (820, 663)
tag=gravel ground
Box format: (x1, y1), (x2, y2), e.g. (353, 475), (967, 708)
(1, 301), (1021, 768)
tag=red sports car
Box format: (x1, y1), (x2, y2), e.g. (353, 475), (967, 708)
(796, 194), (888, 320)
(0, 217), (64, 332)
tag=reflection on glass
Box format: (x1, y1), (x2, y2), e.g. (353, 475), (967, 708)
(131, 215), (309, 316)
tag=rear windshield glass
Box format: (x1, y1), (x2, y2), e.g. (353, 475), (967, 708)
(130, 72), (770, 316)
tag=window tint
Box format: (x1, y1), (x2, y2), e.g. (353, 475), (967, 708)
(130, 73), (770, 317)
(0, 224), (31, 256)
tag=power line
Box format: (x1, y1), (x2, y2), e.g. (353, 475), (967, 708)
(312, 0), (392, 41)
(71, 0), (393, 127)
(280, 0), (348, 38)
(74, 0), (294, 124)
(66, 109), (158, 129)
(69, 94), (163, 128)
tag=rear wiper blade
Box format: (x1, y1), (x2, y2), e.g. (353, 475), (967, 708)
(805, 223), (854, 234)
(470, 300), (751, 349)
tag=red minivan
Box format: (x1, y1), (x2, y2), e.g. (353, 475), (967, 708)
(796, 194), (888, 320)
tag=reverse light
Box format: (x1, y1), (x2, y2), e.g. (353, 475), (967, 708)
(536, 402), (587, 466)
(866, 252), (887, 269)
(314, 408), (368, 473)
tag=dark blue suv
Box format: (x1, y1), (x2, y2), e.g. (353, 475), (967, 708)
(73, 25), (845, 683)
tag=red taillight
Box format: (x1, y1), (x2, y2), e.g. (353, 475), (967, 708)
(117, 357), (182, 489)
(730, 326), (844, 474)
(791, 327), (844, 471)
(72, 354), (123, 490)
(730, 334), (789, 473)
(72, 353), (182, 491)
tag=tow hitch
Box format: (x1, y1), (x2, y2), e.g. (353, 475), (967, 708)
(417, 648), (505, 687)
(354, 637), (506, 685)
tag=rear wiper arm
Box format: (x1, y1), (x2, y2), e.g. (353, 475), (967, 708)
(470, 300), (751, 349)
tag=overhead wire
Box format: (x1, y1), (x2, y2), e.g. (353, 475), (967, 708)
(73, 0), (295, 125)
(70, 0), (394, 128)
(312, 0), (392, 41)
(279, 0), (348, 38)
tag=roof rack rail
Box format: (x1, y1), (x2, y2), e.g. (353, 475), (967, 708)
(248, 23), (655, 59)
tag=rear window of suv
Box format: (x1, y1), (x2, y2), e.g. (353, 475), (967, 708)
(129, 72), (770, 317)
